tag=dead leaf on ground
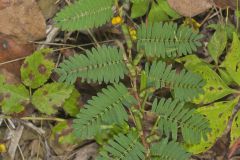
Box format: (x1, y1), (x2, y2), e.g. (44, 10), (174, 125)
(167, 0), (213, 17)
(0, 34), (35, 77)
(37, 0), (59, 20)
(0, 0), (46, 41)
(214, 0), (240, 9)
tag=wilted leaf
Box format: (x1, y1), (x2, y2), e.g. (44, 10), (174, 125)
(0, 0), (46, 41)
(186, 98), (239, 154)
(223, 33), (240, 85)
(177, 55), (235, 104)
(0, 75), (29, 114)
(167, 0), (213, 17)
(21, 48), (54, 89)
(63, 88), (81, 117)
(32, 83), (73, 115)
(207, 26), (227, 63)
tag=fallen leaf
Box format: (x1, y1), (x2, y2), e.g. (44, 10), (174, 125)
(214, 0), (239, 9)
(0, 0), (46, 41)
(167, 0), (213, 17)
(37, 0), (59, 19)
(0, 34), (35, 77)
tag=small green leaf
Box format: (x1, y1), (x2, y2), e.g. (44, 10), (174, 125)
(224, 33), (240, 85)
(21, 48), (55, 89)
(178, 55), (235, 104)
(32, 83), (73, 115)
(157, 0), (180, 19)
(63, 88), (80, 117)
(51, 121), (78, 144)
(148, 3), (169, 22)
(207, 26), (227, 63)
(131, 1), (149, 18)
(186, 98), (239, 154)
(0, 75), (29, 114)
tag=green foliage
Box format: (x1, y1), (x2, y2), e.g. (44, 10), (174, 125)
(56, 45), (128, 84)
(21, 48), (54, 89)
(73, 83), (137, 139)
(145, 61), (205, 101)
(97, 131), (145, 160)
(131, 0), (180, 21)
(32, 83), (73, 115)
(207, 25), (227, 63)
(137, 22), (203, 58)
(0, 76), (29, 114)
(186, 98), (239, 154)
(152, 98), (211, 144)
(151, 139), (191, 160)
(177, 55), (235, 104)
(63, 88), (81, 117)
(51, 121), (78, 144)
(54, 0), (114, 31)
(223, 32), (240, 85)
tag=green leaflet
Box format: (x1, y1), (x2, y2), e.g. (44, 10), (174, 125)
(131, 0), (180, 20)
(151, 139), (191, 160)
(223, 32), (240, 85)
(56, 45), (128, 84)
(54, 0), (114, 31)
(207, 26), (227, 63)
(152, 98), (210, 144)
(51, 121), (77, 144)
(131, 0), (149, 18)
(186, 98), (239, 154)
(63, 88), (80, 117)
(178, 55), (235, 104)
(0, 76), (29, 114)
(32, 83), (73, 115)
(97, 131), (145, 160)
(73, 83), (137, 139)
(137, 22), (203, 58)
(21, 48), (54, 89)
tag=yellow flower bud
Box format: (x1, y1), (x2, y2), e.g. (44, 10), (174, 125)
(111, 16), (123, 25)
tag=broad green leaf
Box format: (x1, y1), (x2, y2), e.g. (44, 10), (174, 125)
(0, 75), (29, 114)
(207, 27), (227, 63)
(51, 121), (78, 144)
(21, 48), (55, 89)
(186, 98), (239, 154)
(177, 55), (235, 104)
(148, 2), (169, 22)
(32, 83), (73, 115)
(223, 33), (240, 85)
(63, 88), (80, 117)
(231, 105), (240, 145)
(131, 1), (149, 18)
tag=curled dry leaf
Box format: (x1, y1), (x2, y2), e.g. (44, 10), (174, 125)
(167, 0), (213, 17)
(0, 0), (46, 41)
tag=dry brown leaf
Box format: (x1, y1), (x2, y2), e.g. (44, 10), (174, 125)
(0, 34), (35, 77)
(167, 0), (213, 17)
(214, 0), (240, 9)
(0, 0), (46, 41)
